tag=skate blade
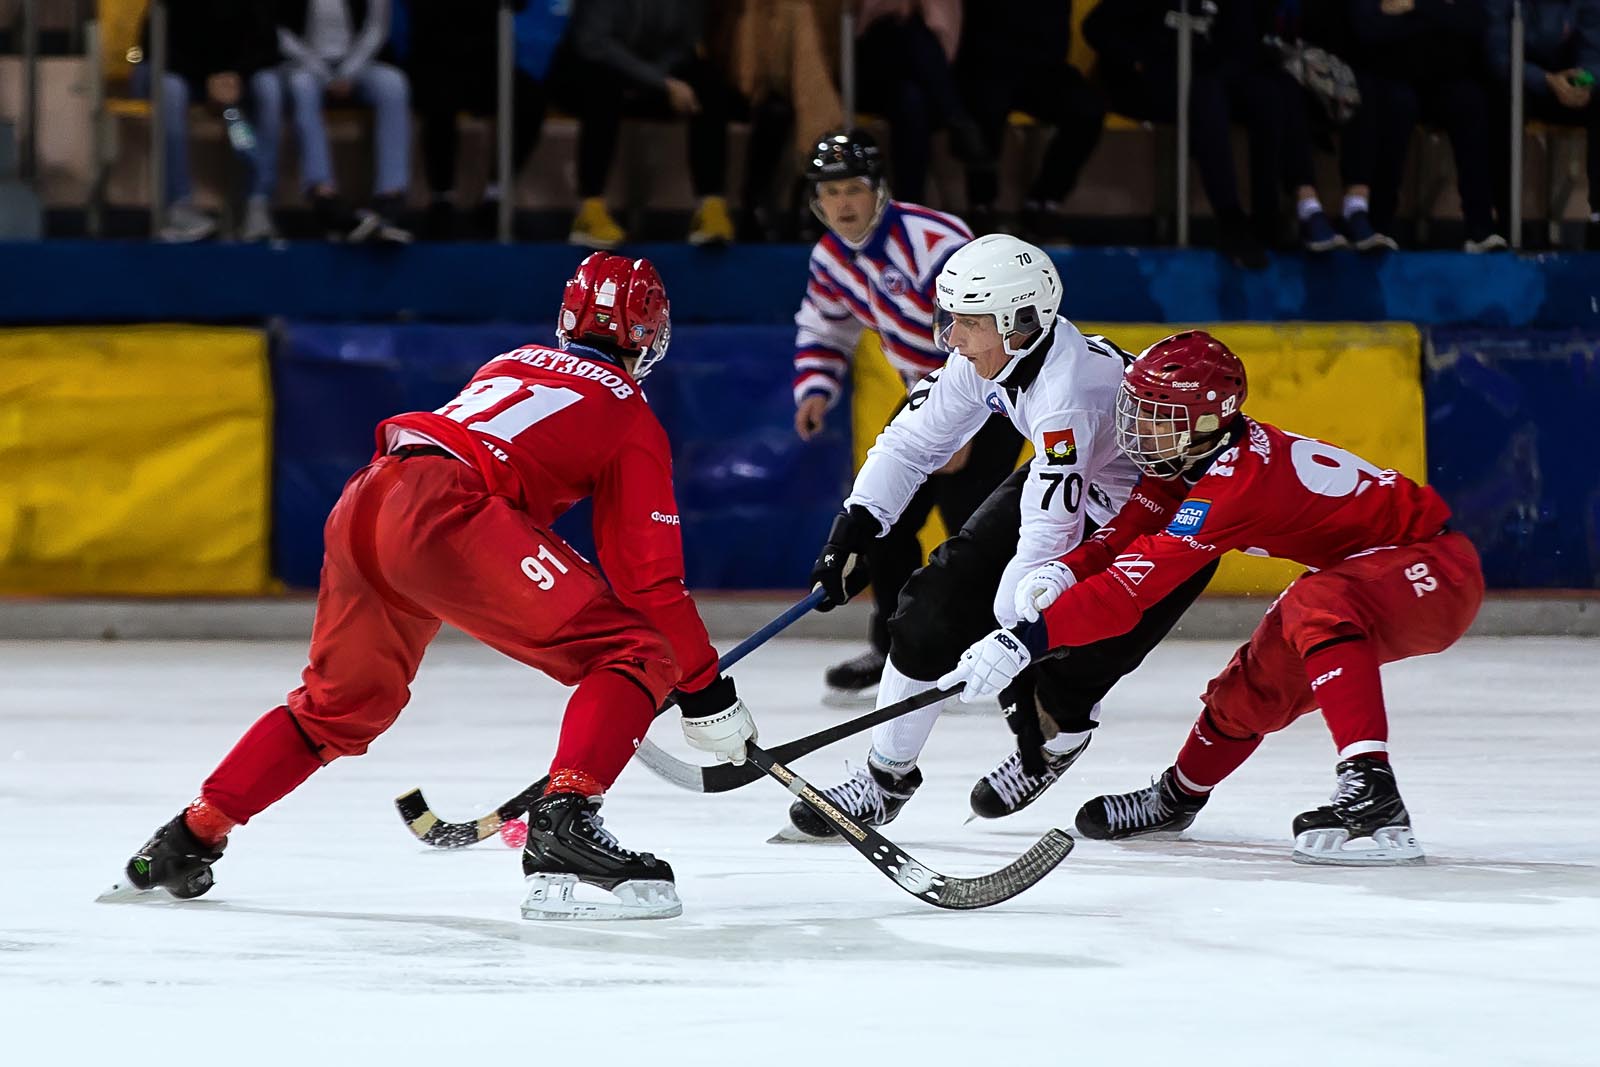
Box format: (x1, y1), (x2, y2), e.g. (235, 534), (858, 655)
(1291, 825), (1426, 867)
(519, 874), (682, 921)
(95, 876), (177, 904)
(766, 822), (844, 845)
(820, 688), (878, 709)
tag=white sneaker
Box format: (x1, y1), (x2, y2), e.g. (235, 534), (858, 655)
(158, 201), (216, 243)
(239, 196), (277, 242)
(1463, 233), (1508, 254)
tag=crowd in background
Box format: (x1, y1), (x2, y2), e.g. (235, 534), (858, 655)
(136, 0), (1599, 261)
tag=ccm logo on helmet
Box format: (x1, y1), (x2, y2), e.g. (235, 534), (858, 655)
(650, 511), (680, 525)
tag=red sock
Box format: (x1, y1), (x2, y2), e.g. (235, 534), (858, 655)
(1173, 707), (1263, 794)
(549, 670), (656, 792)
(199, 706), (326, 827)
(1305, 638), (1389, 760)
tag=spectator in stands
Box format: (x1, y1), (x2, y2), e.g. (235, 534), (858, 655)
(278, 0), (412, 242)
(549, 0), (737, 247)
(854, 0), (990, 204)
(1484, 0), (1600, 249)
(722, 0), (845, 240)
(1347, 0), (1506, 252)
(408, 1), (566, 240)
(1084, 0), (1335, 268)
(956, 0), (1105, 241)
(139, 0), (282, 243)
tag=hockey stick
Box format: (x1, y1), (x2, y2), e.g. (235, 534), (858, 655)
(635, 683), (963, 793)
(745, 741), (1075, 909)
(395, 587), (828, 848)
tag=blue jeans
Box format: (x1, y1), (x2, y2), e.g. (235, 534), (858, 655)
(283, 62), (410, 197)
(138, 69), (284, 205)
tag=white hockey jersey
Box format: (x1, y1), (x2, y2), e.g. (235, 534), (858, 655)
(844, 323), (1143, 626)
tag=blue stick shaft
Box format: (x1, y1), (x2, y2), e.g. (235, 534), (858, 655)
(713, 586), (827, 674)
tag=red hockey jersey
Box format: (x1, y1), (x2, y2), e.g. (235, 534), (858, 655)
(376, 343), (718, 691)
(1039, 417), (1454, 649)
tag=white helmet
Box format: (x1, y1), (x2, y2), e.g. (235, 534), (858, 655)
(933, 234), (1061, 376)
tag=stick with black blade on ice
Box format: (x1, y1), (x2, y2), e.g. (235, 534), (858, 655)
(744, 740), (1075, 910)
(395, 587), (827, 848)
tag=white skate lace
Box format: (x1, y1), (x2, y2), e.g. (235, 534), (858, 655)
(827, 764), (893, 822)
(986, 752), (1057, 811)
(576, 808), (625, 852)
(1330, 767), (1365, 807)
(1102, 779), (1170, 833)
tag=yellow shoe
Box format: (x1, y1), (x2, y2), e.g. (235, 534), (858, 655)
(688, 196), (734, 246)
(568, 198), (624, 249)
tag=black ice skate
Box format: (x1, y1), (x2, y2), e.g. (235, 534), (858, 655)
(1074, 767), (1208, 840)
(97, 812), (226, 903)
(1291, 757), (1424, 866)
(969, 735), (1092, 820)
(771, 763), (922, 843)
(520, 792), (681, 920)
(822, 647), (886, 707)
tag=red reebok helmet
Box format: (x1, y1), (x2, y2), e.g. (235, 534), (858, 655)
(1115, 330), (1248, 476)
(557, 253), (672, 379)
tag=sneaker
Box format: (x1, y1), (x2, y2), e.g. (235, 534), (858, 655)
(969, 734), (1092, 820)
(1463, 232), (1509, 254)
(688, 195), (734, 246)
(350, 194), (413, 245)
(1074, 766), (1207, 840)
(1299, 209), (1348, 253)
(238, 195), (277, 242)
(97, 812), (226, 902)
(157, 200), (217, 243)
(822, 647), (886, 707)
(1291, 756), (1424, 866)
(776, 763), (922, 842)
(1342, 210), (1398, 253)
(569, 197), (625, 249)
(520, 790), (680, 919)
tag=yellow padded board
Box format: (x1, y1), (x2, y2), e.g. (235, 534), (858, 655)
(0, 324), (273, 595)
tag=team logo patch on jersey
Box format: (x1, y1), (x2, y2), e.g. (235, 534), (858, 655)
(881, 266), (909, 297)
(1166, 499), (1212, 536)
(1042, 428), (1077, 465)
(985, 392), (1008, 416)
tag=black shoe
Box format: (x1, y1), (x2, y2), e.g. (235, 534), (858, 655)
(822, 647), (886, 707)
(782, 763), (922, 841)
(1218, 216), (1269, 270)
(1292, 757), (1410, 838)
(1586, 218), (1600, 251)
(1075, 767), (1207, 840)
(122, 813), (226, 899)
(522, 791), (673, 891)
(970, 734), (1091, 820)
(422, 199), (458, 241)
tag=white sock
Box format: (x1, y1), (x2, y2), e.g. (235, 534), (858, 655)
(1043, 702), (1100, 754)
(1296, 196), (1323, 222)
(1343, 193), (1369, 218)
(867, 658), (948, 774)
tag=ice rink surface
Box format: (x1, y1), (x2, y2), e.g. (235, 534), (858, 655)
(3, 635), (1596, 1065)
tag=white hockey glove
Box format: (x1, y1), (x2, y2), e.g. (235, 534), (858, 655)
(677, 675), (758, 765)
(1014, 560), (1076, 623)
(938, 628), (1033, 704)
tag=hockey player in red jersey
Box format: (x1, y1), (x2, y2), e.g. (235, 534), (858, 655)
(940, 331), (1484, 865)
(104, 253), (759, 919)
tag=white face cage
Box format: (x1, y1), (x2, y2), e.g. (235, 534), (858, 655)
(1115, 387), (1194, 477)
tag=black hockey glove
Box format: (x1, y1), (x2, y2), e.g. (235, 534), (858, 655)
(809, 505), (880, 611)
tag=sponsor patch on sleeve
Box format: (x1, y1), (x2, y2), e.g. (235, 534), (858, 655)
(1041, 428), (1077, 465)
(1165, 499), (1212, 536)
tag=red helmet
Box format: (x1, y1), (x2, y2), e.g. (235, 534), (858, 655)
(557, 253), (672, 379)
(1115, 330), (1248, 476)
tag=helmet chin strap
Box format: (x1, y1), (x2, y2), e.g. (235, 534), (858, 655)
(994, 325), (1050, 386)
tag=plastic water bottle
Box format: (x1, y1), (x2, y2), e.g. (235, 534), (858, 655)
(222, 107), (257, 155)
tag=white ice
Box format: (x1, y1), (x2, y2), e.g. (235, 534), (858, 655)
(2, 636), (1596, 1066)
